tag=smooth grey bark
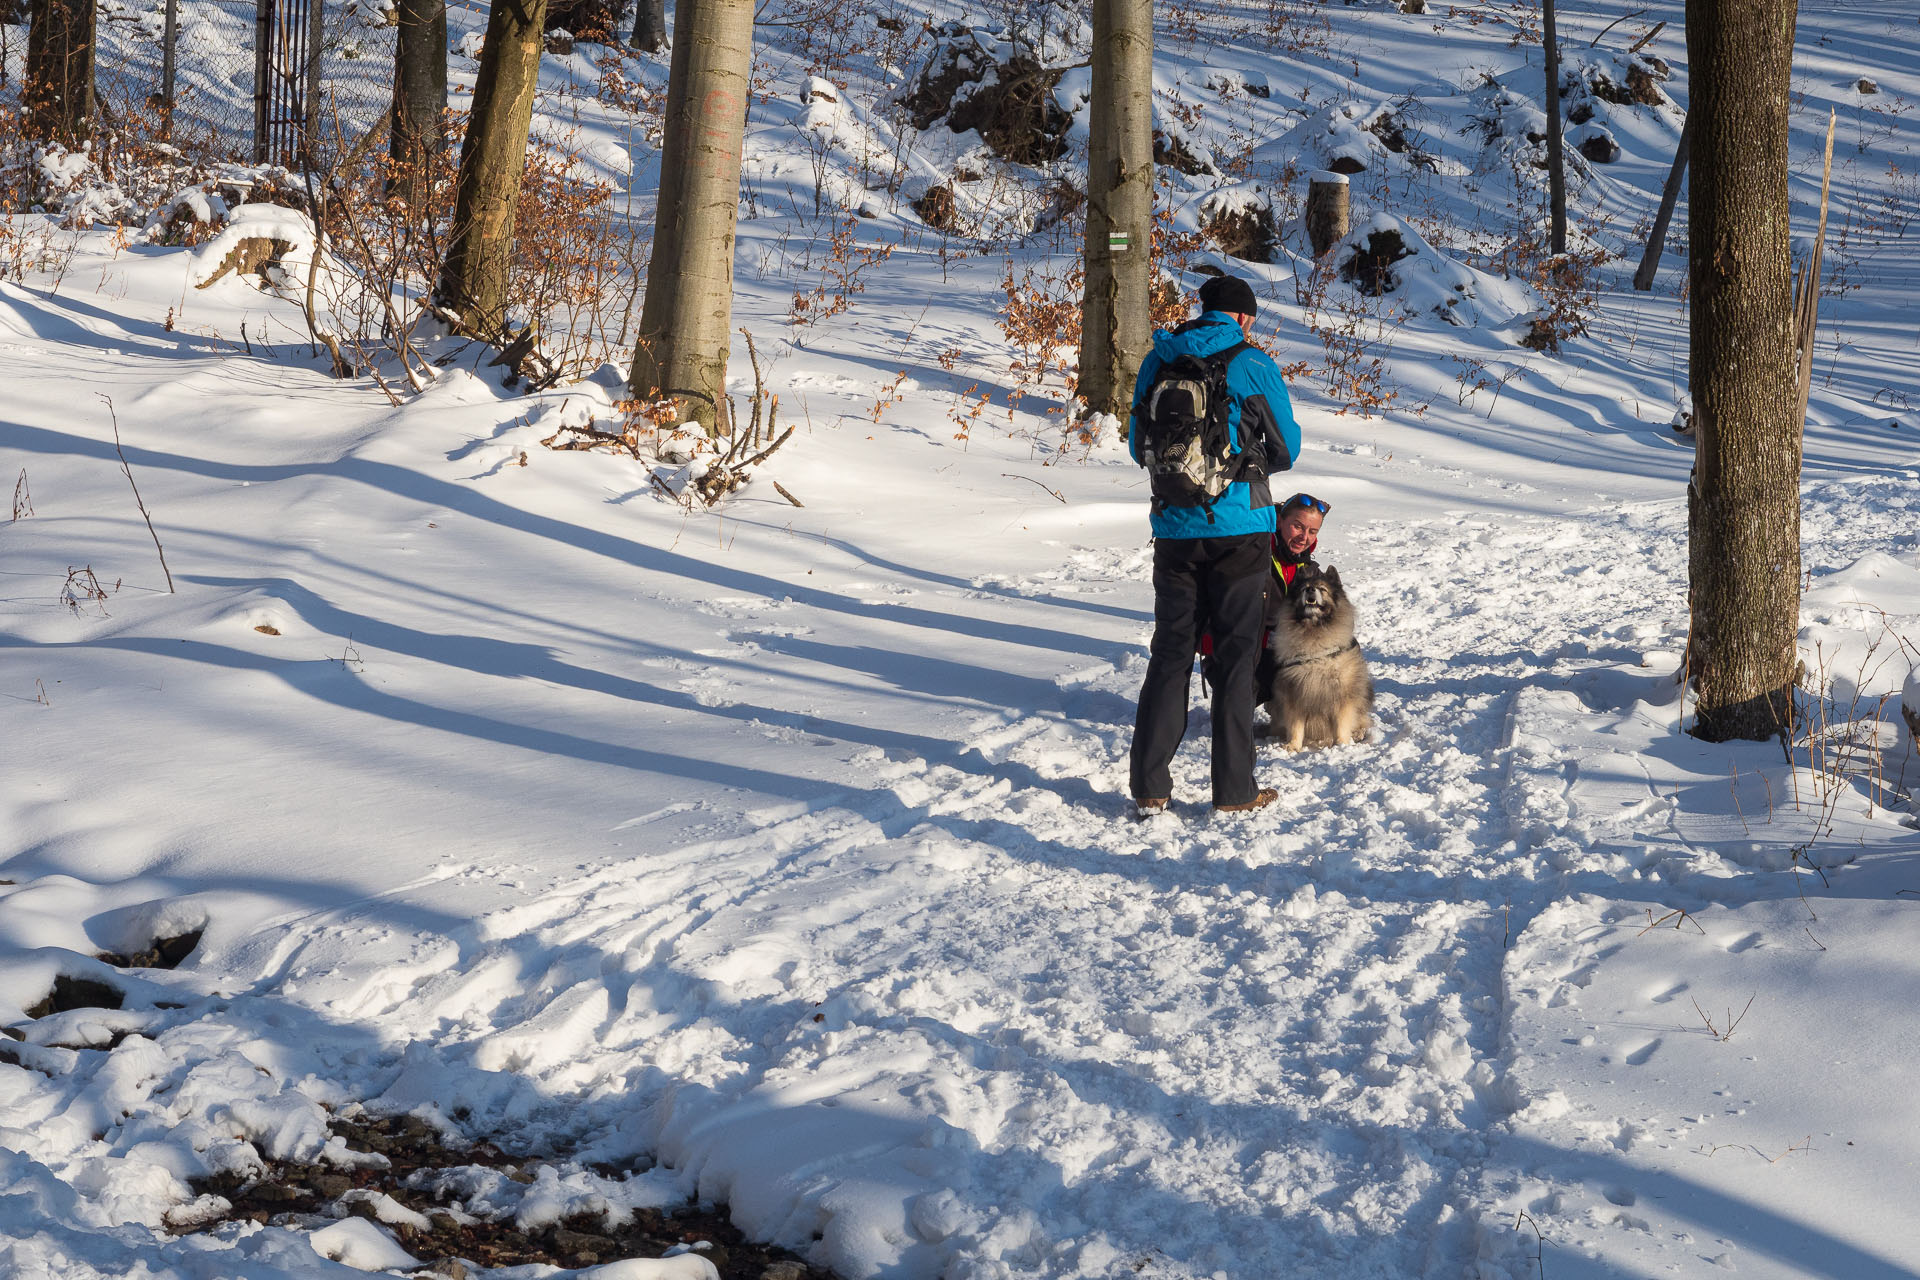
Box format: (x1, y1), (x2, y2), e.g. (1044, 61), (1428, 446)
(629, 0), (754, 431)
(1078, 0), (1154, 424)
(435, 0), (550, 337)
(1684, 0), (1801, 742)
(630, 0), (666, 52)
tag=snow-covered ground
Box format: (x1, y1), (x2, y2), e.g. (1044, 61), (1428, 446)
(4, 1), (1920, 1277)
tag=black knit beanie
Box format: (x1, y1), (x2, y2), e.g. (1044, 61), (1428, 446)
(1198, 274), (1258, 317)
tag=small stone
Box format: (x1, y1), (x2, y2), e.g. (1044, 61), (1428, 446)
(423, 1261), (469, 1280)
(312, 1174), (353, 1199)
(553, 1228), (615, 1261)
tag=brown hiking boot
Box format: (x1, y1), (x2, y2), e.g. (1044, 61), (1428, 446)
(1214, 788), (1278, 813)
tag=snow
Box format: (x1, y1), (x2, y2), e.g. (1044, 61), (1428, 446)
(4, 2), (1920, 1279)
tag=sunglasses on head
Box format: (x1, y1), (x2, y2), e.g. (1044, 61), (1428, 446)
(1282, 493), (1331, 516)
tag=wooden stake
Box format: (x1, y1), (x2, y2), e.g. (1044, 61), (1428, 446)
(1633, 112), (1693, 291)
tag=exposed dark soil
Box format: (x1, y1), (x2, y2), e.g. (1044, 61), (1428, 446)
(24, 973), (125, 1018)
(186, 1113), (833, 1279)
(5, 933), (832, 1279)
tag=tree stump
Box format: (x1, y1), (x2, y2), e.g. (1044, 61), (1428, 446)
(1306, 171), (1349, 258)
(196, 237), (296, 289)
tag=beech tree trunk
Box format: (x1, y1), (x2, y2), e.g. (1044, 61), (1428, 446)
(629, 0), (754, 432)
(1077, 0), (1154, 423)
(630, 0), (666, 52)
(1685, 0), (1801, 742)
(434, 0), (549, 338)
(1541, 0), (1568, 254)
(390, 0), (448, 209)
(24, 0), (96, 145)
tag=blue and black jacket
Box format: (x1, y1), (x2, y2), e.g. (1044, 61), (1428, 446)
(1127, 311), (1301, 541)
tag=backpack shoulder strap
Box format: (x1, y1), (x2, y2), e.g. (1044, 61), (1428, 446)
(1204, 340), (1253, 374)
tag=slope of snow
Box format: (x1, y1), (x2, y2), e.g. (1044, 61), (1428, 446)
(4, 2), (1920, 1278)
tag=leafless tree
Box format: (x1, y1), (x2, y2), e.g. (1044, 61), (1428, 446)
(1541, 0), (1568, 254)
(434, 0), (551, 338)
(24, 0), (96, 144)
(1685, 0), (1801, 741)
(390, 0), (448, 210)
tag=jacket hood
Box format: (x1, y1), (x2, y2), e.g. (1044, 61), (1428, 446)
(1150, 311), (1249, 360)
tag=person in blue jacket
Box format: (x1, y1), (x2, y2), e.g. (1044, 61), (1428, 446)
(1129, 274), (1301, 815)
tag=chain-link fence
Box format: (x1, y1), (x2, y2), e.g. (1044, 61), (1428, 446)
(2, 0), (395, 165)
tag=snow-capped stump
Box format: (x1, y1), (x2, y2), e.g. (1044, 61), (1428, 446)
(1274, 100), (1434, 178)
(912, 182), (959, 230)
(1625, 60), (1670, 106)
(189, 203), (318, 291)
(150, 187), (232, 247)
(1466, 85), (1548, 148)
(1202, 67), (1269, 99)
(1571, 124), (1623, 164)
(1341, 224), (1414, 296)
(1322, 212), (1518, 325)
(1564, 53), (1669, 108)
(1199, 186), (1277, 262)
(1857, 77), (1881, 95)
(901, 24), (1071, 167)
(1153, 127), (1215, 176)
(147, 165), (310, 247)
(197, 236), (297, 289)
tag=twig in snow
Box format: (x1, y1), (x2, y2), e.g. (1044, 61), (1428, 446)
(100, 396), (174, 593)
(741, 425), (796, 470)
(1589, 7), (1648, 47)
(772, 481), (804, 508)
(1003, 472), (1066, 504)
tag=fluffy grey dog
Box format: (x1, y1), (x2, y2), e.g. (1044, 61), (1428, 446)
(1263, 563), (1374, 750)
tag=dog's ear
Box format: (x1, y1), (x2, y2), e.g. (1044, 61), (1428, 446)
(1322, 565), (1342, 589)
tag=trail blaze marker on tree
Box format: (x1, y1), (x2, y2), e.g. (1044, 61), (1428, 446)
(1109, 232), (1130, 252)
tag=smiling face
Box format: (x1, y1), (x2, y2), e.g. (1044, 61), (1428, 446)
(1278, 505), (1324, 557)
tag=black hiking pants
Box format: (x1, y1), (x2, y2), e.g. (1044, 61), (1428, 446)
(1130, 533), (1268, 807)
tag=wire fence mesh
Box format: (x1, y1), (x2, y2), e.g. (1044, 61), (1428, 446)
(2, 0), (396, 165)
